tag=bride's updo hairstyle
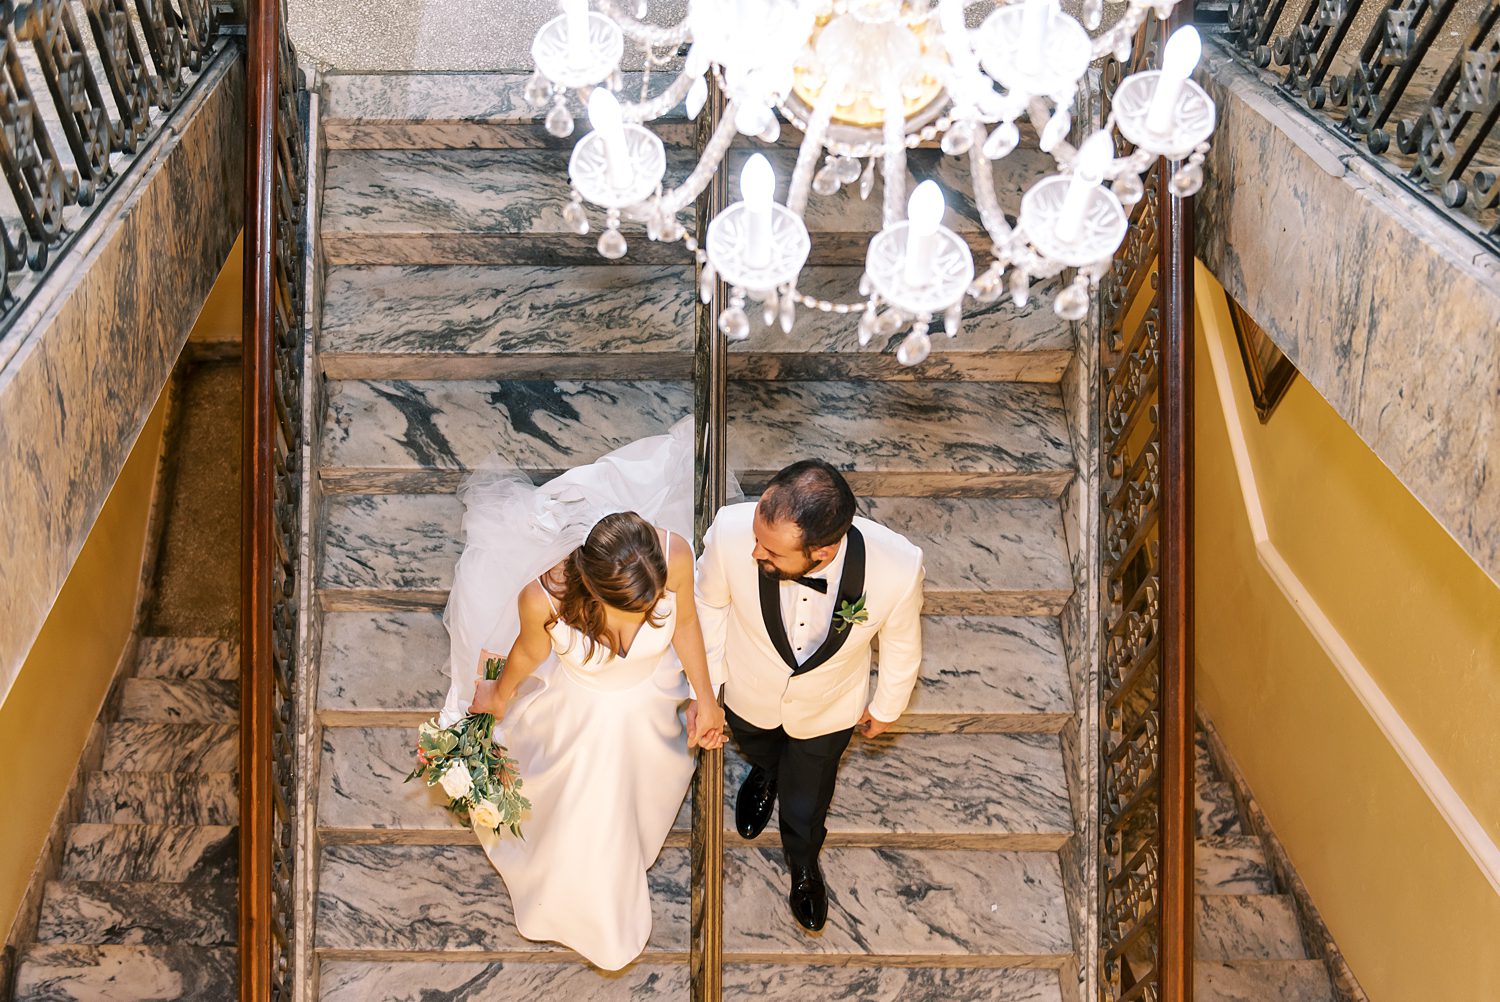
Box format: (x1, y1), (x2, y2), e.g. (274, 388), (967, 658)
(547, 511), (669, 661)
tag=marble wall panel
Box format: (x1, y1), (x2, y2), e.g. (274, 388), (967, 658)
(0, 54), (245, 708)
(1197, 44), (1500, 586)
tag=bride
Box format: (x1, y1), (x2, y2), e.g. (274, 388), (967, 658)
(437, 417), (727, 971)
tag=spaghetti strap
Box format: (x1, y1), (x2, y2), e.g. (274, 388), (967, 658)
(537, 575), (560, 613)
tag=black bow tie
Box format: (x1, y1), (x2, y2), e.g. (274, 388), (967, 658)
(792, 576), (829, 594)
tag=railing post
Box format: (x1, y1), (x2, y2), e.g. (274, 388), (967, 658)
(691, 74), (727, 1002)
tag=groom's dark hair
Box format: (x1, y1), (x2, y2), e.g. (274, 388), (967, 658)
(759, 460), (856, 550)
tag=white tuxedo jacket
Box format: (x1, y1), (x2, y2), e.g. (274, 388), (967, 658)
(694, 502), (925, 738)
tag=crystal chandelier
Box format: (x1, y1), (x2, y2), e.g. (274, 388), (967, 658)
(527, 0), (1215, 365)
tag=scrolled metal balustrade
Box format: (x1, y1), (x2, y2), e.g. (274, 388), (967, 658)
(1218, 0), (1500, 249)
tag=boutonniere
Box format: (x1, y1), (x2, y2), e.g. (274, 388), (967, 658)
(833, 594), (869, 633)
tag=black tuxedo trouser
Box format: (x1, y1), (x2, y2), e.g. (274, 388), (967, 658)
(724, 705), (855, 869)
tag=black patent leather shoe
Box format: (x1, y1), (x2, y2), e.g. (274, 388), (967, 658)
(735, 766), (777, 840)
(788, 860), (827, 932)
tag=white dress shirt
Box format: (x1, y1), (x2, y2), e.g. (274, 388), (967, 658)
(779, 535), (848, 665)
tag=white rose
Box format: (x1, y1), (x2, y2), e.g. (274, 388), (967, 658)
(438, 761), (474, 800)
(469, 799), (502, 830)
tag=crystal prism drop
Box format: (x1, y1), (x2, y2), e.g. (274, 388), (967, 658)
(983, 121), (1020, 160)
(718, 305), (750, 341)
(700, 261), (717, 304)
(1009, 269), (1030, 308)
(1039, 108), (1071, 152)
(545, 102), (574, 138)
(858, 272), (872, 297)
(859, 157), (876, 200)
(1054, 282), (1090, 321)
(759, 118), (781, 144)
(812, 163), (841, 196)
(940, 120), (975, 156)
(896, 329), (932, 366)
(943, 304), (962, 338)
(598, 227), (627, 259)
(876, 309), (905, 336)
(779, 291), (796, 334)
(857, 309), (879, 347)
(836, 156), (862, 184)
(762, 297), (777, 326)
(1170, 163), (1204, 197)
(524, 72), (553, 109)
(685, 77), (708, 121)
(563, 199), (589, 235)
(636, 0), (648, 16)
(1113, 172), (1144, 206)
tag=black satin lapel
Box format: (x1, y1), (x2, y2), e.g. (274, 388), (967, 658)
(758, 569), (800, 669)
(793, 526), (867, 676)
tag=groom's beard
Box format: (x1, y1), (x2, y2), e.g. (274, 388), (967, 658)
(757, 555), (818, 580)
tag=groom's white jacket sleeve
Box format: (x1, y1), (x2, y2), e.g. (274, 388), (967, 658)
(691, 513), (732, 702)
(868, 562), (925, 723)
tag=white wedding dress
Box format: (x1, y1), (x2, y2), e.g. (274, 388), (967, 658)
(437, 418), (700, 971)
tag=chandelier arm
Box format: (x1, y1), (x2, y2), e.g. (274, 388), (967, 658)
(658, 100), (740, 215)
(786, 77), (844, 215)
(880, 99), (909, 227)
(613, 68), (698, 123)
(967, 123), (1016, 244)
(594, 0), (693, 47)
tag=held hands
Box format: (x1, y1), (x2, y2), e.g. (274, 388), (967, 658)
(857, 708), (894, 739)
(686, 699), (728, 751)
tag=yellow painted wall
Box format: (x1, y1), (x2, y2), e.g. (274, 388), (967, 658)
(0, 381), (170, 948)
(1194, 261), (1500, 1000)
(190, 235), (242, 344)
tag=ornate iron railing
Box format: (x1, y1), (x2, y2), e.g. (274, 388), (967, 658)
(1098, 10), (1197, 1002)
(0, 0), (225, 332)
(1216, 0), (1500, 250)
(240, 0), (305, 997)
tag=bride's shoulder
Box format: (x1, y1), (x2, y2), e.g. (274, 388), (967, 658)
(518, 573), (562, 620)
(662, 530), (694, 589)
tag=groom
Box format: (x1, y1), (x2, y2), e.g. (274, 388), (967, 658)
(692, 459), (924, 931)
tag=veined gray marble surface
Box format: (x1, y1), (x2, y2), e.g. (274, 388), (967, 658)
(1196, 836), (1275, 896)
(14, 945), (235, 1002)
(1195, 959), (1337, 1002)
(1199, 45), (1500, 585)
(35, 880), (236, 946)
(101, 723), (237, 773)
(1195, 894), (1306, 962)
(82, 773), (237, 826)
(61, 824), (237, 884)
(133, 638), (239, 680)
(1197, 780), (1244, 839)
(117, 679), (239, 724)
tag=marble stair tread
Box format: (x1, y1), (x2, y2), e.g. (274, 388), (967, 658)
(318, 960), (1064, 1001)
(322, 72), (692, 150)
(117, 679), (238, 724)
(321, 148), (697, 265)
(730, 269), (1073, 383)
(34, 880), (236, 946)
(133, 637), (238, 680)
(315, 843), (689, 954)
(82, 772), (237, 826)
(319, 264), (694, 380)
(317, 494), (1072, 616)
(1197, 779), (1244, 837)
(724, 846), (1071, 960)
(319, 378), (693, 492)
(1196, 894), (1307, 962)
(317, 726), (1068, 847)
(1196, 835), (1275, 895)
(13, 945), (235, 1002)
(718, 733), (1072, 848)
(61, 824), (237, 883)
(728, 380), (1073, 496)
(315, 612), (1071, 731)
(1195, 959), (1336, 1002)
(102, 722), (237, 772)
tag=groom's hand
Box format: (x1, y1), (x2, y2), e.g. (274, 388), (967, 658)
(857, 709), (893, 739)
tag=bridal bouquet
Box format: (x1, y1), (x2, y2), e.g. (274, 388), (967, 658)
(408, 656), (530, 838)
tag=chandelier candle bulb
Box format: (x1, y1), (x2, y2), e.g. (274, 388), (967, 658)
(563, 0), (590, 65)
(1146, 26), (1202, 135)
(587, 88), (631, 188)
(903, 179), (945, 286)
(741, 154), (776, 269)
(1056, 131), (1112, 243)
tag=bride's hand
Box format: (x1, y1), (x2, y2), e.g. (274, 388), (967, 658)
(689, 699), (727, 750)
(468, 679), (509, 717)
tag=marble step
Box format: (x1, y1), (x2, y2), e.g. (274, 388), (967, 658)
(316, 726), (1070, 850)
(316, 611), (1072, 733)
(34, 880), (236, 946)
(728, 380), (1073, 497)
(1195, 959), (1336, 1002)
(82, 772), (237, 826)
(1197, 779), (1244, 837)
(1196, 835), (1274, 895)
(60, 824), (237, 883)
(319, 265), (695, 381)
(102, 722), (237, 772)
(319, 147), (1027, 266)
(318, 378), (693, 493)
(322, 72), (694, 150)
(318, 495), (1072, 617)
(314, 843), (1069, 964)
(315, 843), (689, 955)
(133, 636), (237, 680)
(1196, 894), (1306, 962)
(318, 264), (1072, 384)
(320, 378), (1071, 496)
(319, 960), (1064, 1001)
(13, 945), (235, 1002)
(117, 679), (238, 724)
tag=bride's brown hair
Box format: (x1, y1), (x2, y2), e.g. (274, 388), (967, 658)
(543, 511), (669, 661)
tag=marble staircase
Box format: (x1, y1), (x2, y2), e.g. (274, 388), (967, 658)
(12, 637), (241, 1001)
